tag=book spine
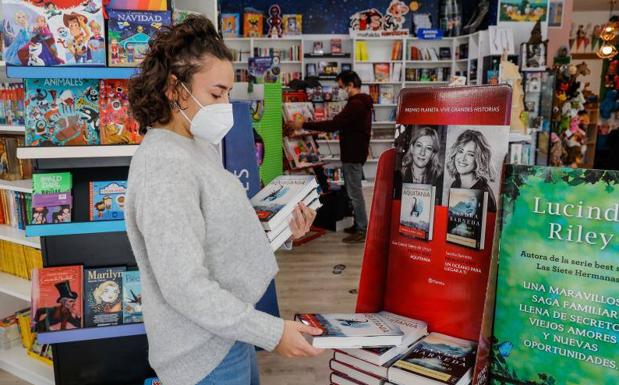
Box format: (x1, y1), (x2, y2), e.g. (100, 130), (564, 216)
(89, 182), (94, 221)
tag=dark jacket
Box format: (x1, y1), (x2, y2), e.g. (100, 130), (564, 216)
(303, 93), (374, 164)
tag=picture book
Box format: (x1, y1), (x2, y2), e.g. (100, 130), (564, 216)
(319, 61), (339, 78)
(314, 103), (326, 121)
(108, 0), (167, 11)
(221, 13), (241, 38)
(243, 9), (264, 37)
(327, 102), (346, 119)
(373, 63), (391, 83)
(84, 266), (126, 327)
(24, 78), (101, 146)
(399, 183), (436, 241)
(282, 15), (302, 36)
(107, 10), (172, 67)
(33, 172), (72, 194)
(89, 180), (127, 221)
(331, 38), (343, 55)
(283, 136), (321, 169)
(282, 102), (314, 124)
(446, 188), (488, 250)
(346, 311), (428, 366)
(2, 0), (106, 66)
(294, 313), (404, 349)
(248, 56), (279, 83)
(250, 175), (318, 231)
(99, 80), (142, 145)
(31, 266), (83, 332)
(379, 85), (395, 104)
(31, 193), (72, 224)
(492, 166), (619, 385)
(122, 270), (142, 324)
(389, 333), (477, 385)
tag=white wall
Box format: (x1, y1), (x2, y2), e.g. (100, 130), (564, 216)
(173, 0), (218, 29)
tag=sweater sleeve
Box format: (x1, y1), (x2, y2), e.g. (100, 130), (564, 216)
(135, 156), (284, 351)
(302, 98), (364, 133)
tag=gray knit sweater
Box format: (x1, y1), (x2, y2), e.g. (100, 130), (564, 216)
(125, 129), (284, 385)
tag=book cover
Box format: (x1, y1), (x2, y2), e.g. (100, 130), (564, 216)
(248, 56), (279, 83)
(221, 13), (241, 37)
(99, 80), (142, 145)
(108, 0), (167, 11)
(84, 266), (126, 327)
(89, 180), (127, 221)
(314, 103), (326, 121)
(491, 166), (619, 385)
(282, 102), (314, 124)
(24, 79), (100, 146)
(282, 15), (302, 35)
(400, 183), (435, 241)
(390, 333), (477, 385)
(0, 135), (23, 181)
(330, 360), (384, 385)
(283, 136), (320, 169)
(331, 38), (343, 54)
(122, 270), (142, 324)
(243, 10), (263, 37)
(446, 188), (487, 250)
(33, 172), (72, 194)
(107, 10), (172, 67)
(2, 0), (106, 66)
(31, 266), (83, 332)
(373, 63), (391, 83)
(31, 193), (72, 224)
(319, 61), (339, 78)
(379, 85), (395, 105)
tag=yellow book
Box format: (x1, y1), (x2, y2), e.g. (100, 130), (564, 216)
(0, 240), (5, 273)
(16, 244), (28, 280)
(355, 41), (361, 61)
(6, 242), (16, 276)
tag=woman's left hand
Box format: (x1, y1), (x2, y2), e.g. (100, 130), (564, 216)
(289, 202), (317, 240)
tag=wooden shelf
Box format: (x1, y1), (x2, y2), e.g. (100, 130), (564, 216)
(0, 224), (40, 249)
(0, 179), (32, 193)
(0, 125), (25, 133)
(0, 271), (31, 301)
(37, 323), (145, 344)
(0, 346), (54, 385)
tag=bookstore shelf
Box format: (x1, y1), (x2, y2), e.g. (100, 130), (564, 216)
(0, 346), (54, 385)
(0, 125), (25, 133)
(363, 82), (402, 85)
(0, 271), (31, 301)
(37, 323), (146, 344)
(373, 121), (396, 125)
(280, 61), (302, 64)
(0, 224), (40, 249)
(304, 53), (352, 59)
(406, 60), (453, 64)
(252, 37), (303, 41)
(374, 104), (398, 107)
(6, 66), (137, 80)
(356, 60), (404, 64)
(25, 221), (126, 237)
(17, 145), (139, 160)
(404, 81), (449, 85)
(456, 58), (469, 62)
(0, 179), (32, 193)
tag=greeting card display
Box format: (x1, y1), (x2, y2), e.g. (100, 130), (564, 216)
(2, 0), (106, 66)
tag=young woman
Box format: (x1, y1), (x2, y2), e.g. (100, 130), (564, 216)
(125, 16), (323, 385)
(445, 129), (497, 212)
(401, 126), (443, 203)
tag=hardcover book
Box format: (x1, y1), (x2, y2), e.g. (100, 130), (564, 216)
(122, 270), (142, 324)
(243, 9), (264, 37)
(107, 10), (172, 67)
(24, 79), (100, 146)
(331, 372), (396, 385)
(282, 102), (315, 124)
(283, 136), (321, 169)
(84, 267), (126, 327)
(330, 360), (385, 385)
(248, 56), (279, 83)
(221, 14), (241, 38)
(389, 333), (477, 385)
(89, 180), (127, 221)
(99, 80), (142, 145)
(294, 313), (404, 349)
(379, 85), (395, 105)
(31, 266), (83, 332)
(319, 61), (339, 78)
(282, 15), (302, 35)
(333, 351), (390, 379)
(491, 166), (619, 385)
(33, 172), (72, 194)
(2, 0), (106, 66)
(373, 63), (391, 83)
(446, 188), (488, 250)
(108, 0), (167, 11)
(399, 183), (436, 241)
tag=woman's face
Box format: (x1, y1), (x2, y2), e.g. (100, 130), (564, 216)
(180, 57), (234, 121)
(411, 135), (434, 169)
(455, 141), (477, 175)
(102, 285), (119, 303)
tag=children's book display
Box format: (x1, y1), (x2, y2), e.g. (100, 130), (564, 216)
(283, 136), (321, 170)
(2, 0), (106, 66)
(89, 180), (127, 221)
(99, 79), (142, 144)
(248, 56), (280, 83)
(24, 78), (100, 146)
(84, 266), (126, 327)
(31, 265), (83, 332)
(352, 86), (512, 385)
(491, 166), (619, 385)
(31, 172), (73, 224)
(107, 10), (172, 67)
(0, 83), (25, 126)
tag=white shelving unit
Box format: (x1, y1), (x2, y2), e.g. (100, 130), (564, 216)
(0, 346), (54, 385)
(0, 272), (30, 302)
(0, 225), (40, 249)
(0, 125), (25, 133)
(0, 179), (32, 193)
(17, 145), (139, 160)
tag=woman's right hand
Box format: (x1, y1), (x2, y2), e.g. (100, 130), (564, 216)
(274, 320), (325, 358)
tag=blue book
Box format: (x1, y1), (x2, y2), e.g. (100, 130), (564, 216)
(89, 181), (127, 221)
(122, 270), (142, 324)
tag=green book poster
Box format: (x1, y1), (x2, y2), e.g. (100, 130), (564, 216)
(492, 166), (618, 385)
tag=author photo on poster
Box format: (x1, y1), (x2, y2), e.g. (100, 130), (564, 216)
(442, 126), (509, 212)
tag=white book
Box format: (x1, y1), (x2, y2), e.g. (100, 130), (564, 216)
(295, 313), (403, 349)
(388, 333), (476, 385)
(330, 360), (386, 385)
(269, 196), (322, 251)
(391, 63), (402, 83)
(251, 175), (318, 231)
(331, 372), (396, 385)
(346, 312), (427, 366)
(266, 189), (321, 242)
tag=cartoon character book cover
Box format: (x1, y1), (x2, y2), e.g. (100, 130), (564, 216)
(122, 270), (142, 324)
(99, 80), (142, 144)
(89, 180), (127, 221)
(24, 78), (100, 146)
(107, 10), (172, 67)
(31, 266), (83, 332)
(221, 13), (240, 37)
(2, 0), (106, 66)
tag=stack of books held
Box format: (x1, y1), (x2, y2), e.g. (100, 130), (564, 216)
(251, 175), (321, 251)
(295, 312), (476, 385)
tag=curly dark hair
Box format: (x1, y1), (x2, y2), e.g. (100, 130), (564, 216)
(128, 15), (233, 133)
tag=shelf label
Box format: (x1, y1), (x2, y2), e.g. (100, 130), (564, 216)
(418, 29), (444, 40)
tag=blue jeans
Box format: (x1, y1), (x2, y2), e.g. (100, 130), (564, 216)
(196, 342), (259, 385)
(342, 163), (368, 231)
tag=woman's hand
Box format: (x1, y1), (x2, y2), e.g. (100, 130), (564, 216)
(274, 320), (325, 358)
(289, 203), (317, 240)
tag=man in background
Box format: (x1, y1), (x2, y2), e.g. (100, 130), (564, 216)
(291, 71), (373, 243)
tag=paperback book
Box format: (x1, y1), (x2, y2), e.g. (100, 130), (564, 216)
(389, 333), (477, 385)
(399, 183), (436, 241)
(267, 194), (322, 252)
(374, 63), (391, 83)
(24, 79), (100, 146)
(89, 180), (127, 221)
(243, 9), (264, 37)
(99, 80), (142, 145)
(283, 136), (321, 169)
(446, 188), (488, 250)
(31, 266), (83, 332)
(84, 267), (126, 327)
(31, 193), (72, 224)
(282, 102), (315, 124)
(122, 270), (142, 324)
(294, 313), (404, 349)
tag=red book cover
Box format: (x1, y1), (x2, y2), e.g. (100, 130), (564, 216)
(31, 266), (83, 332)
(100, 80), (143, 145)
(356, 86), (512, 385)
